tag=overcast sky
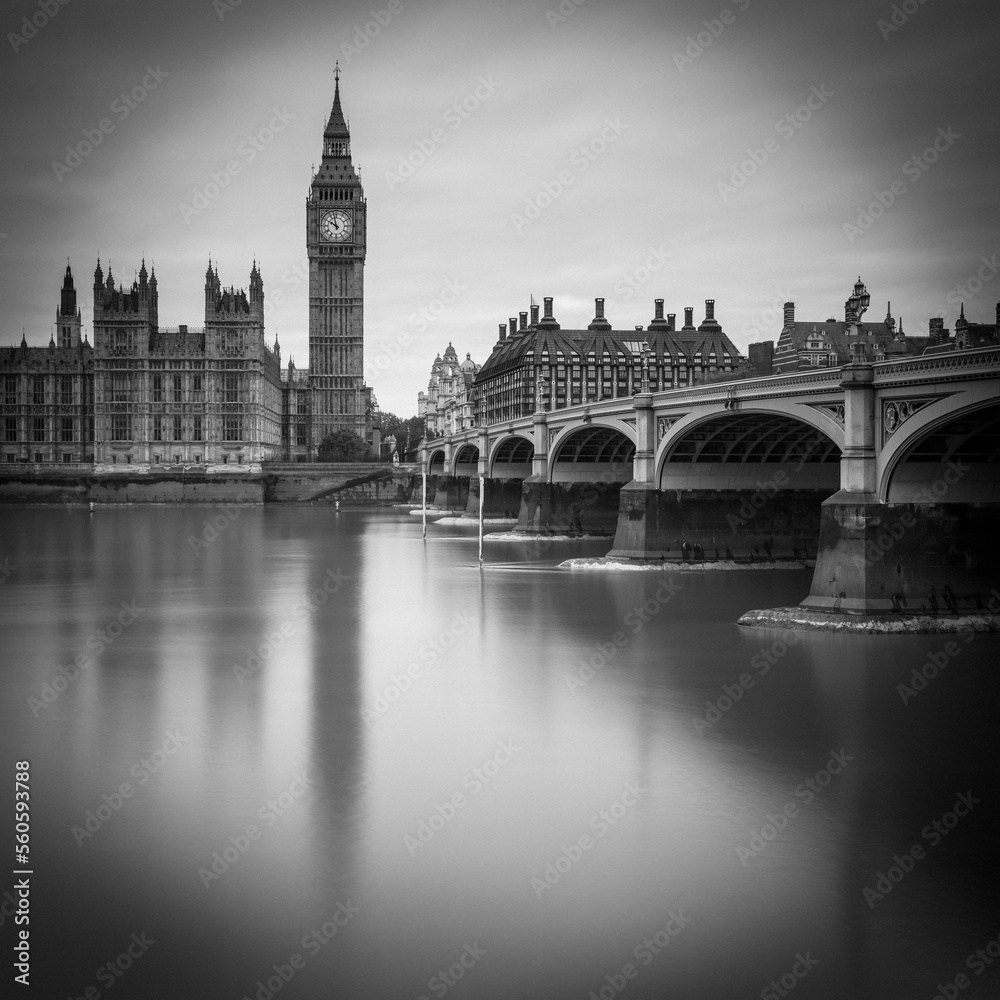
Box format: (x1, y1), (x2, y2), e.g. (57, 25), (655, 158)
(1, 0), (997, 416)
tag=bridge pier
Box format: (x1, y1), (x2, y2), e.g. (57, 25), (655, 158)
(797, 493), (1000, 614)
(741, 360), (1000, 629)
(606, 485), (825, 562)
(463, 477), (523, 519)
(431, 475), (469, 511)
(513, 478), (623, 535)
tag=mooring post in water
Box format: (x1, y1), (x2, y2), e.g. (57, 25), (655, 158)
(478, 474), (484, 565)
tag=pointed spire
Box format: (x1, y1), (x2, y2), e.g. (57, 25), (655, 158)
(324, 63), (350, 141)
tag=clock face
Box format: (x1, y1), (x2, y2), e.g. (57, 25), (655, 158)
(320, 209), (353, 243)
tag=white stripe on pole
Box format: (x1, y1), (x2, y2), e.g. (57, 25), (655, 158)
(422, 471), (427, 540)
(478, 474), (485, 565)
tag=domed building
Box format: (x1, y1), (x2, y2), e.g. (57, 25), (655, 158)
(417, 343), (481, 439)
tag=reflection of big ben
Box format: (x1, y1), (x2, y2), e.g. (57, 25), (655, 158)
(307, 64), (367, 449)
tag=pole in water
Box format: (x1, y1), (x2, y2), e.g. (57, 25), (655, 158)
(335, 500), (340, 512)
(421, 471), (427, 541)
(478, 474), (484, 565)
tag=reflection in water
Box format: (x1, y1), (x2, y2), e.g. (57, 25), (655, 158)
(0, 506), (997, 999)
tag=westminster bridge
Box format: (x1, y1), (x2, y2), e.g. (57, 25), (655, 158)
(421, 347), (1000, 615)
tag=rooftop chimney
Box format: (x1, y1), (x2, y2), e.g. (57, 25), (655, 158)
(654, 299), (665, 321)
(498, 323), (507, 341)
(594, 297), (605, 320)
(530, 304), (539, 326)
(543, 297), (554, 320)
(705, 299), (715, 322)
(520, 311), (529, 330)
(667, 313), (676, 331)
(683, 307), (694, 329)
(784, 302), (795, 327)
(509, 316), (518, 335)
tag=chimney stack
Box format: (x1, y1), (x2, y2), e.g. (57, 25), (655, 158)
(783, 302), (795, 327)
(509, 316), (518, 335)
(705, 299), (715, 322)
(654, 299), (665, 321)
(543, 297), (554, 320)
(667, 313), (676, 331)
(530, 304), (539, 326)
(520, 311), (528, 330)
(498, 323), (507, 341)
(684, 307), (694, 329)
(594, 297), (605, 320)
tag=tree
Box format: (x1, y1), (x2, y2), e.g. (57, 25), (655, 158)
(375, 413), (424, 462)
(701, 359), (757, 385)
(317, 429), (371, 463)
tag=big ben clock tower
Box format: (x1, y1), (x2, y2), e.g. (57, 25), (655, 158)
(307, 64), (367, 449)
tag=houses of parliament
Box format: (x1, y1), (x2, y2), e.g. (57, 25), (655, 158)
(1, 71), (371, 470)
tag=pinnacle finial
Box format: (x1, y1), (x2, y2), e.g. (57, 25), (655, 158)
(334, 60), (340, 84)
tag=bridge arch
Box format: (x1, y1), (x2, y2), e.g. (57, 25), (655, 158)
(656, 409), (842, 491)
(427, 448), (446, 475)
(453, 444), (480, 477)
(880, 395), (1000, 504)
(489, 434), (534, 479)
(549, 424), (635, 484)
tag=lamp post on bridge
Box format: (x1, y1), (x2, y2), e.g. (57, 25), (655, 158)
(845, 277), (871, 362)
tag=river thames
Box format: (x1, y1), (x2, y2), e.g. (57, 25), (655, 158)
(1, 505), (998, 999)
